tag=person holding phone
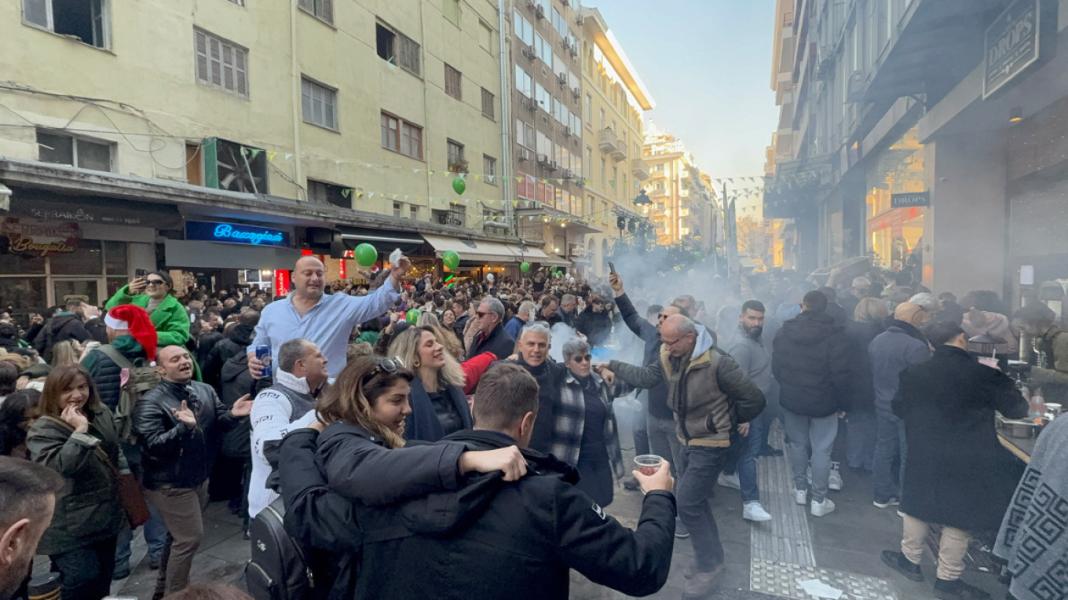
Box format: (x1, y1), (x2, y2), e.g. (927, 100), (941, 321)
(106, 271), (191, 349)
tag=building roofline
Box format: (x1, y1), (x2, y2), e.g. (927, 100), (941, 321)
(581, 8), (655, 111)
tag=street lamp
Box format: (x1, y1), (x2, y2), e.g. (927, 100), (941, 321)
(633, 189), (651, 206)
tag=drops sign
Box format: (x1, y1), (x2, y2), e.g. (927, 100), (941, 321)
(983, 0), (1042, 99)
(186, 220), (289, 247)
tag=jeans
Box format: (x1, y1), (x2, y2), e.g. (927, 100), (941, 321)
(873, 410), (907, 502)
(633, 395), (650, 457)
(50, 535), (118, 600)
(739, 412), (768, 503)
(115, 501), (167, 569)
(676, 445), (729, 571)
(646, 413), (686, 477)
(846, 411), (876, 471)
(782, 408), (839, 502)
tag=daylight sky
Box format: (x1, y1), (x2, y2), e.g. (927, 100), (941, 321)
(595, 0), (778, 183)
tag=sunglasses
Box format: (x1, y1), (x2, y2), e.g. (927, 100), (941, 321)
(361, 356), (404, 386)
(571, 354), (592, 363)
(657, 313), (668, 321)
(146, 279), (166, 286)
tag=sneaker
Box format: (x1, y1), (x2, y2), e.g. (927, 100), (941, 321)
(622, 476), (640, 491)
(149, 555), (161, 570)
(682, 564), (723, 599)
(881, 550), (925, 582)
(759, 446), (784, 457)
(743, 501), (772, 522)
(810, 498), (836, 517)
(675, 517), (690, 539)
(828, 462), (843, 491)
(873, 497), (901, 509)
(717, 472), (741, 490)
(896, 510), (906, 518)
(933, 578), (991, 600)
(794, 488), (807, 505)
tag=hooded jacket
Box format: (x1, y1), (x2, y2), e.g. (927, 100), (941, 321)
(279, 428), (676, 600)
(34, 312), (90, 360)
(610, 326), (765, 446)
(772, 311), (853, 417)
(81, 335), (149, 410)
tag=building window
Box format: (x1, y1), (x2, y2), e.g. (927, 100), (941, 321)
(301, 77), (338, 130)
(308, 179), (351, 208)
(22, 0), (110, 48)
(447, 139), (466, 172)
(444, 63), (462, 100)
(478, 19), (493, 51)
(297, 0), (333, 24)
(36, 129), (113, 172)
(410, 205), (420, 220)
(380, 112), (423, 160)
(483, 155), (497, 185)
(376, 21), (421, 76)
(481, 88), (495, 120)
(516, 119), (535, 149)
(513, 10), (534, 46)
(443, 0), (460, 26)
(514, 64), (532, 97)
(227, 0), (245, 5)
(585, 146), (592, 177)
(195, 28), (249, 97)
(393, 202), (402, 218)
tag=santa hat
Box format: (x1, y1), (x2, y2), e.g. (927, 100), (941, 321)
(105, 304), (158, 361)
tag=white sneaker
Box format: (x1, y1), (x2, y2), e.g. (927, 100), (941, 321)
(717, 472), (741, 490)
(743, 502), (772, 522)
(810, 498), (836, 517)
(794, 489), (807, 505)
(829, 462), (843, 491)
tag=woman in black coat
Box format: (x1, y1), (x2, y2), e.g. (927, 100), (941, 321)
(843, 298), (888, 472)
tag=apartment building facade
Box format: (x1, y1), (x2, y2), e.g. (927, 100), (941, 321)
(0, 0), (517, 306)
(642, 129), (718, 252)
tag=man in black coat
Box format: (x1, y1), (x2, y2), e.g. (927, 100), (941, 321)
(772, 290), (852, 517)
(881, 322), (1027, 600)
(202, 309), (258, 389)
(466, 297), (515, 361)
(278, 362), (677, 600)
(33, 299), (91, 362)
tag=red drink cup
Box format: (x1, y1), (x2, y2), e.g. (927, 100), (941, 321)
(634, 454), (663, 476)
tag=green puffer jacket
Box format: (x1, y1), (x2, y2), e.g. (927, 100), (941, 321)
(26, 406), (127, 556)
(106, 285), (191, 348)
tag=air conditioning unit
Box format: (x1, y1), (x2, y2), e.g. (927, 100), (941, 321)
(523, 97), (537, 111)
(563, 126), (572, 138)
(536, 153), (551, 166)
(535, 5), (545, 19)
(202, 137), (268, 194)
(571, 86), (580, 99)
(569, 44), (578, 58)
(561, 168), (574, 179)
(557, 73), (568, 88)
(517, 147), (533, 162)
(548, 161), (559, 171)
(521, 46), (536, 60)
(525, 0), (536, 10)
(575, 14), (585, 25)
(562, 38), (572, 51)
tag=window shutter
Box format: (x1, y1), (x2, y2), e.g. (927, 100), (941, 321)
(23, 0), (48, 27)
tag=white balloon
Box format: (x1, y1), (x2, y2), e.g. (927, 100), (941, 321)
(486, 273), (495, 283)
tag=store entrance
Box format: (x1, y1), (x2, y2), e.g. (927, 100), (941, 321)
(53, 279), (101, 306)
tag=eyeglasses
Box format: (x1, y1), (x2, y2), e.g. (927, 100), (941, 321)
(657, 313), (668, 321)
(571, 354), (592, 363)
(146, 279), (166, 286)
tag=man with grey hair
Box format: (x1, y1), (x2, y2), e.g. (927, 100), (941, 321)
(467, 296), (514, 361)
(558, 293), (578, 328)
(511, 322), (566, 453)
(505, 300), (538, 340)
(248, 338), (329, 518)
(840, 276), (872, 319)
(602, 313), (765, 598)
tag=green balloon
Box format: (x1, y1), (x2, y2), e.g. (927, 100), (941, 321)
(354, 243), (378, 267)
(520, 261), (531, 273)
(452, 176), (466, 195)
(406, 308), (421, 324)
(442, 250), (460, 270)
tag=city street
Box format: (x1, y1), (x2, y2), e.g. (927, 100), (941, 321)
(88, 427), (1006, 600)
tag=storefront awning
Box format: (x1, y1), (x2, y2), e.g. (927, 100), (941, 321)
(515, 246), (570, 267)
(164, 239), (301, 270)
(421, 234), (519, 263)
(339, 227), (426, 255)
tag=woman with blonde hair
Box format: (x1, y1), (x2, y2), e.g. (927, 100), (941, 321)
(416, 311), (464, 360)
(388, 326), (471, 442)
(49, 339), (82, 368)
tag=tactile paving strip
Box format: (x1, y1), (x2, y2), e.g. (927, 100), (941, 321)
(750, 559), (898, 600)
(751, 429), (817, 567)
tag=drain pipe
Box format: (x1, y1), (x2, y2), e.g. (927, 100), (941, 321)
(497, 0), (514, 237)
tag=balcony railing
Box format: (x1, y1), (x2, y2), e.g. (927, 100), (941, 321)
(631, 157), (650, 180)
(598, 128), (625, 161)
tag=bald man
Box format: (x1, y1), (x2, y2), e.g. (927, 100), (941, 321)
(249, 255), (408, 379)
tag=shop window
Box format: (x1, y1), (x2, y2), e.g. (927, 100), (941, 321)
(23, 0), (109, 49)
(0, 247), (46, 274)
(37, 129), (113, 172)
(0, 278), (47, 313)
(50, 239), (103, 275)
(54, 280), (99, 306)
(103, 241), (127, 276)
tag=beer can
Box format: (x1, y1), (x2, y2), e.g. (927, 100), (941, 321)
(255, 344), (272, 364)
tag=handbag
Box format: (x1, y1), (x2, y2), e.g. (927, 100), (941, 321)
(40, 414), (151, 528)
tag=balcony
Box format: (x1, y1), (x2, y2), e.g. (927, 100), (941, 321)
(631, 157), (650, 180)
(598, 128), (626, 162)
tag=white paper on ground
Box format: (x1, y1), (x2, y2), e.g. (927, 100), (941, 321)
(798, 578), (843, 599)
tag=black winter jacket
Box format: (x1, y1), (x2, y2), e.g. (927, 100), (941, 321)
(34, 313), (91, 360)
(772, 311), (853, 417)
(615, 293), (672, 419)
(843, 319), (884, 414)
(196, 330), (224, 367)
(219, 352), (268, 458)
(894, 345), (1028, 530)
(203, 324), (255, 387)
(575, 307), (612, 348)
(466, 324), (515, 362)
(133, 380), (238, 490)
(509, 356), (567, 454)
(280, 428), (677, 600)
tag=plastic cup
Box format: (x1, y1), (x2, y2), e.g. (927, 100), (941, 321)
(634, 454), (663, 476)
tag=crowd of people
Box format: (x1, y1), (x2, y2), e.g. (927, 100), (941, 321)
(0, 255), (1065, 600)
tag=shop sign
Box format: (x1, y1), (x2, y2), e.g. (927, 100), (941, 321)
(0, 217), (79, 256)
(983, 0), (1041, 99)
(186, 220), (290, 247)
(890, 192), (930, 208)
(12, 196), (183, 229)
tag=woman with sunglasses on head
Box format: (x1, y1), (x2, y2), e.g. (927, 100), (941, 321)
(388, 327), (471, 442)
(555, 338), (624, 507)
(26, 364), (128, 600)
(106, 270), (191, 348)
(314, 355), (528, 507)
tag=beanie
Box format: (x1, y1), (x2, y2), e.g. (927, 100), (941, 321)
(893, 302), (929, 328)
(105, 304), (158, 361)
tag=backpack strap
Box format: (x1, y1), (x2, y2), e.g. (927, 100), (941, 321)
(97, 345), (134, 370)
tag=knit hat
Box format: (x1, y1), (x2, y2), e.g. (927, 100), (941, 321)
(893, 302), (929, 328)
(105, 304), (158, 361)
